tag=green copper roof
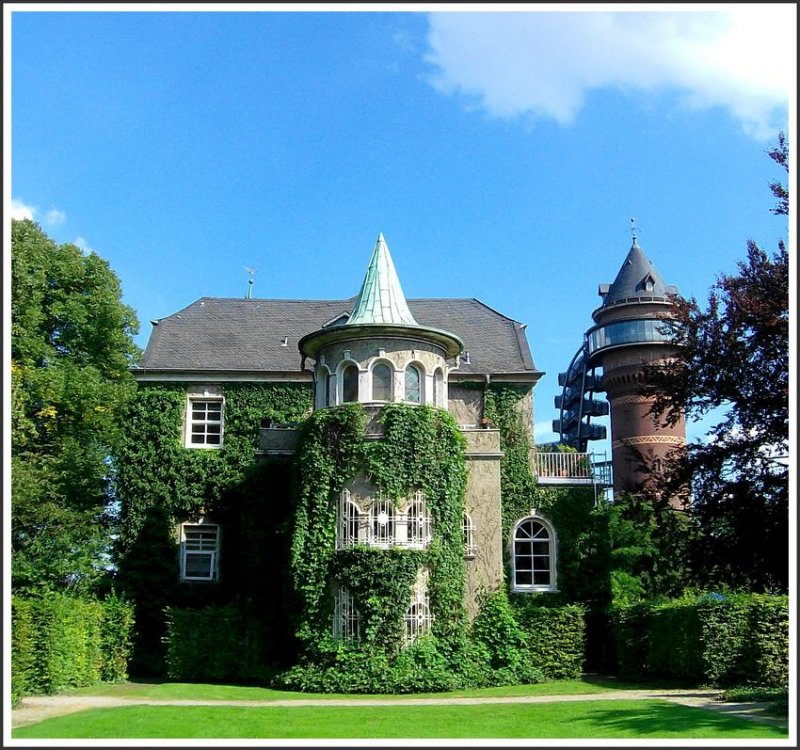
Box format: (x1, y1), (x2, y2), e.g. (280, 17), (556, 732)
(347, 233), (419, 326)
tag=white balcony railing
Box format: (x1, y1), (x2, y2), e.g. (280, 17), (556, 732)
(534, 452), (610, 487)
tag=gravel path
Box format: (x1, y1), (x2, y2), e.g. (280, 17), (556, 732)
(11, 686), (787, 732)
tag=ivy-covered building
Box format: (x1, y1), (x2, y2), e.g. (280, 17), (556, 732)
(118, 233), (590, 681)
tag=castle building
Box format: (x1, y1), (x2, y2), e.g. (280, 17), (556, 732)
(129, 233), (550, 645)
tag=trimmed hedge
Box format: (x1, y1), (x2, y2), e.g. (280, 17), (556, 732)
(11, 592), (134, 705)
(609, 593), (788, 687)
(511, 598), (586, 680)
(165, 605), (267, 682)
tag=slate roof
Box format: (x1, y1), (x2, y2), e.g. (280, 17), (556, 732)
(598, 239), (678, 308)
(135, 297), (539, 378)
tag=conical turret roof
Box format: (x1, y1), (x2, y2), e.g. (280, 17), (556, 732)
(347, 233), (419, 326)
(600, 238), (676, 306)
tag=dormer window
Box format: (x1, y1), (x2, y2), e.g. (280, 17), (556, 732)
(462, 351), (471, 365)
(643, 274), (656, 292)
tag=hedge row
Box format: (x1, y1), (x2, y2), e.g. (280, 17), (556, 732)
(164, 605), (268, 682)
(11, 593), (134, 705)
(514, 601), (586, 680)
(165, 598), (586, 689)
(609, 593), (788, 687)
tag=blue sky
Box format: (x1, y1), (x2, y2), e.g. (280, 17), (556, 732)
(6, 4), (795, 450)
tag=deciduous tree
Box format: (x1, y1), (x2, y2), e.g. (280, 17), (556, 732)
(645, 135), (789, 592)
(11, 219), (141, 595)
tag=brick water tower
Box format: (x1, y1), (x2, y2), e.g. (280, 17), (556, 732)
(587, 232), (686, 497)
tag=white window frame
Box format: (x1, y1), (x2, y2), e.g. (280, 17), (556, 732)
(184, 395), (224, 449)
(339, 361), (360, 404)
(180, 522), (220, 582)
(370, 360), (394, 403)
(333, 586), (361, 645)
(463, 512), (477, 558)
(369, 498), (396, 548)
(403, 362), (424, 404)
(403, 570), (433, 645)
(337, 490), (363, 550)
(511, 515), (557, 593)
(405, 491), (431, 548)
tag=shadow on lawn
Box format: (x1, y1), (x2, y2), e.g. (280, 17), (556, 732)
(566, 701), (786, 738)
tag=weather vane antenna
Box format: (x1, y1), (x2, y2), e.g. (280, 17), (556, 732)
(244, 267), (256, 299)
(630, 217), (638, 242)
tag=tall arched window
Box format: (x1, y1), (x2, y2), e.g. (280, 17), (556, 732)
(404, 364), (422, 403)
(463, 512), (477, 558)
(318, 369), (329, 407)
(433, 368), (444, 407)
(370, 499), (395, 547)
(342, 364), (359, 403)
(372, 363), (392, 402)
(512, 516), (556, 592)
(337, 491), (361, 549)
(406, 493), (430, 547)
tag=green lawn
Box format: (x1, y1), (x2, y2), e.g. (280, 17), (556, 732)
(72, 678), (613, 702)
(15, 701), (787, 740)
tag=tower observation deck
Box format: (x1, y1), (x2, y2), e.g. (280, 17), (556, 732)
(552, 234), (686, 497)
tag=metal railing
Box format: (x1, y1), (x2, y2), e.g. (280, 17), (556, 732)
(534, 451), (611, 488)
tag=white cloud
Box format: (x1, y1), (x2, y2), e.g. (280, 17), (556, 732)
(424, 7), (794, 139)
(45, 208), (67, 226)
(73, 236), (96, 255)
(11, 198), (35, 220)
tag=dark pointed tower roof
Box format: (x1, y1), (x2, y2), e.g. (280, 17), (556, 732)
(598, 238), (677, 308)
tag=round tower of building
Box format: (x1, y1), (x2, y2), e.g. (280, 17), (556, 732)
(298, 233), (462, 414)
(587, 237), (686, 497)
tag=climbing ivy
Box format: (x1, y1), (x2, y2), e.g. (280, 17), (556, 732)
(113, 381), (312, 676)
(281, 402), (473, 689)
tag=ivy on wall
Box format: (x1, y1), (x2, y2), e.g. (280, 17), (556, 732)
(114, 381), (312, 676)
(288, 402), (469, 660)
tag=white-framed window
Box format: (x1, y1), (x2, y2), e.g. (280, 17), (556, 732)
(337, 490), (362, 549)
(463, 512), (477, 558)
(404, 363), (422, 403)
(406, 491), (431, 548)
(342, 363), (359, 403)
(180, 523), (220, 581)
(404, 572), (433, 644)
(333, 586), (361, 645)
(369, 498), (396, 547)
(512, 516), (557, 592)
(185, 397), (224, 448)
(371, 361), (393, 402)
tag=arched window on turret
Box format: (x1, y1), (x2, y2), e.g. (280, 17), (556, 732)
(342, 364), (359, 403)
(318, 368), (330, 408)
(404, 363), (422, 403)
(371, 362), (393, 402)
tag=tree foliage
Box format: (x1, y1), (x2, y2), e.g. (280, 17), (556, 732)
(644, 135), (789, 592)
(11, 219), (141, 595)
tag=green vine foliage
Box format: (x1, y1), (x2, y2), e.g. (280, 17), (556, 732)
(283, 402), (472, 689)
(114, 382), (312, 676)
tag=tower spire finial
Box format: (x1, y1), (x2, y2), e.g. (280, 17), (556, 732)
(630, 217), (638, 244)
(244, 266), (256, 299)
